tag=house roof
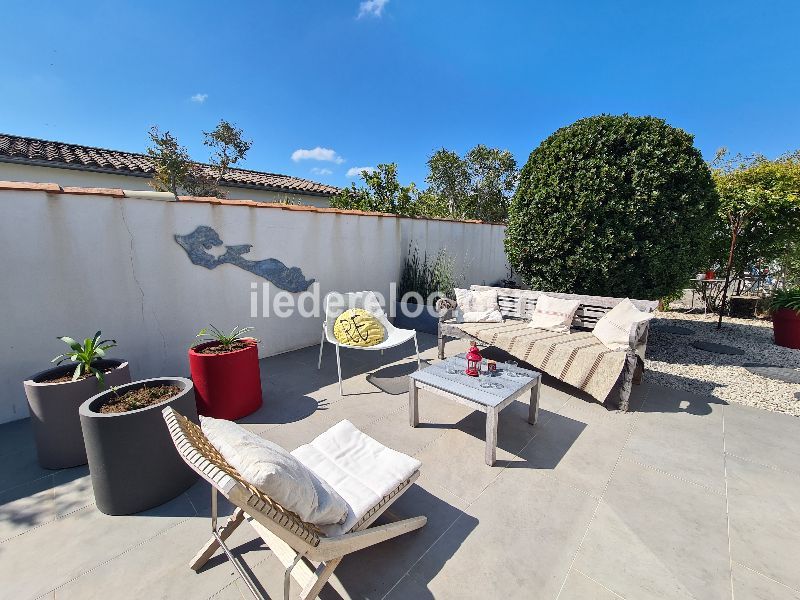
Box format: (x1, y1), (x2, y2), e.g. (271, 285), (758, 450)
(0, 133), (340, 197)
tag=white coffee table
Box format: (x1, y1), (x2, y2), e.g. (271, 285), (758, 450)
(408, 354), (541, 465)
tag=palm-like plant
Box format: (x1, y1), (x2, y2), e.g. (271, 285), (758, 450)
(769, 288), (800, 313)
(195, 325), (257, 351)
(51, 331), (117, 385)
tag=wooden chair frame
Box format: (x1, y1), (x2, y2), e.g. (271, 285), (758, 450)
(162, 407), (426, 600)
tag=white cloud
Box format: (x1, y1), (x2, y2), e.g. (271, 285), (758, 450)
(291, 147), (345, 164)
(357, 0), (388, 18)
(346, 166), (376, 178)
(190, 93), (208, 103)
(310, 167), (333, 176)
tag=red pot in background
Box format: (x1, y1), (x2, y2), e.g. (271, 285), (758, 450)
(705, 270), (716, 280)
(772, 309), (800, 350)
(188, 338), (263, 419)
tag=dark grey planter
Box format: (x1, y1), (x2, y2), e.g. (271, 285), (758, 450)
(79, 377), (198, 515)
(23, 360), (131, 469)
(393, 301), (439, 335)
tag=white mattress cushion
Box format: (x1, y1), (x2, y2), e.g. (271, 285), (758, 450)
(593, 298), (654, 350)
(200, 416), (348, 526)
(292, 419), (422, 536)
(529, 293), (581, 332)
(454, 288), (503, 323)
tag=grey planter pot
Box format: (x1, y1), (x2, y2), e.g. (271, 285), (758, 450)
(79, 377), (198, 515)
(23, 360), (131, 469)
(393, 301), (439, 335)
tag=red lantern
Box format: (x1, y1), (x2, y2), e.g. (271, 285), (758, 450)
(465, 342), (482, 377)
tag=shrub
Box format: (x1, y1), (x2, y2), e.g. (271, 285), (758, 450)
(398, 244), (462, 304)
(505, 115), (719, 300)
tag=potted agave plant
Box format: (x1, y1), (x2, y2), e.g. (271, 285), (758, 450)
(79, 377), (198, 515)
(188, 325), (263, 419)
(23, 332), (130, 469)
(770, 288), (800, 349)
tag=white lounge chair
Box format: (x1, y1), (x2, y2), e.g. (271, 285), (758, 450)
(318, 291), (421, 395)
(163, 408), (427, 600)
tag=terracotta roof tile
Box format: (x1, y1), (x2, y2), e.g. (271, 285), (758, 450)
(0, 180), (503, 225)
(0, 133), (339, 197)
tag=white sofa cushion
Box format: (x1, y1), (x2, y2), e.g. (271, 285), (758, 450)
(200, 416), (348, 526)
(292, 419), (422, 536)
(454, 288), (503, 323)
(529, 294), (581, 332)
(592, 298), (654, 350)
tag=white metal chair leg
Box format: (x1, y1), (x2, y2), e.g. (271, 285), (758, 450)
(335, 342), (343, 396)
(413, 332), (420, 370)
(318, 326), (325, 369)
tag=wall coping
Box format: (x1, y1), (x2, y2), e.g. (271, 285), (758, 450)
(0, 180), (505, 226)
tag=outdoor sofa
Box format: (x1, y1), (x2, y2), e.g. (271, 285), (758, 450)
(437, 286), (658, 411)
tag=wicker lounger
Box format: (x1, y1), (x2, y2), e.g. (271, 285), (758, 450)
(162, 408), (427, 600)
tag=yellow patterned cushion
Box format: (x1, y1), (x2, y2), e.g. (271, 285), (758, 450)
(333, 309), (385, 347)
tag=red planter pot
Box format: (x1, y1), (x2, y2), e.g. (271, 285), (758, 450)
(188, 339), (263, 419)
(772, 308), (800, 350)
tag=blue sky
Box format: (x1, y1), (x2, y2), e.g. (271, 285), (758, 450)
(2, 1), (798, 188)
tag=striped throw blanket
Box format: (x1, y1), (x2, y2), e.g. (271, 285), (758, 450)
(454, 320), (627, 404)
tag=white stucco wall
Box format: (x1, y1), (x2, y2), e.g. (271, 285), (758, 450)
(399, 218), (509, 289)
(0, 189), (508, 424)
(0, 163), (332, 207)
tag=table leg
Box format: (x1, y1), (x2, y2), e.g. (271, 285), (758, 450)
(409, 379), (419, 427)
(529, 378), (541, 425)
(485, 408), (498, 466)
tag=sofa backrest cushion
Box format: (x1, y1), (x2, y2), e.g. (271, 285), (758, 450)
(592, 298), (656, 350)
(454, 288), (504, 323)
(469, 286), (658, 330)
(528, 293), (582, 332)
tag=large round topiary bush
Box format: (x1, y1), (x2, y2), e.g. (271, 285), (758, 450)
(505, 115), (719, 300)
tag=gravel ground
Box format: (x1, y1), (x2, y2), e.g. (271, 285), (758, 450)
(647, 310), (800, 417)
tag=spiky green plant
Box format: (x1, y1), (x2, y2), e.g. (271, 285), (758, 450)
(51, 331), (117, 385)
(769, 288), (800, 313)
(195, 325), (258, 351)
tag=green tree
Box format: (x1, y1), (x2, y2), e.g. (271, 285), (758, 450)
(330, 164), (422, 216)
(425, 149), (469, 216)
(505, 114), (719, 300)
(146, 120), (251, 199)
(146, 127), (194, 198)
(202, 120), (252, 196)
(709, 149), (800, 327)
(780, 241), (800, 288)
(413, 188), (451, 219)
(426, 144), (518, 221)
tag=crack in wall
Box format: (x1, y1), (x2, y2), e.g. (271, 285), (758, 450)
(119, 202), (168, 360)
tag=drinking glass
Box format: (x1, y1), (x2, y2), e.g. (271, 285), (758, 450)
(445, 357), (459, 374)
(478, 371), (492, 388)
(505, 360), (518, 377)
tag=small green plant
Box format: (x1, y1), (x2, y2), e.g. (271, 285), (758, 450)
(51, 331), (117, 385)
(398, 243), (462, 304)
(768, 288), (800, 313)
(658, 288), (686, 311)
(195, 325), (258, 351)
